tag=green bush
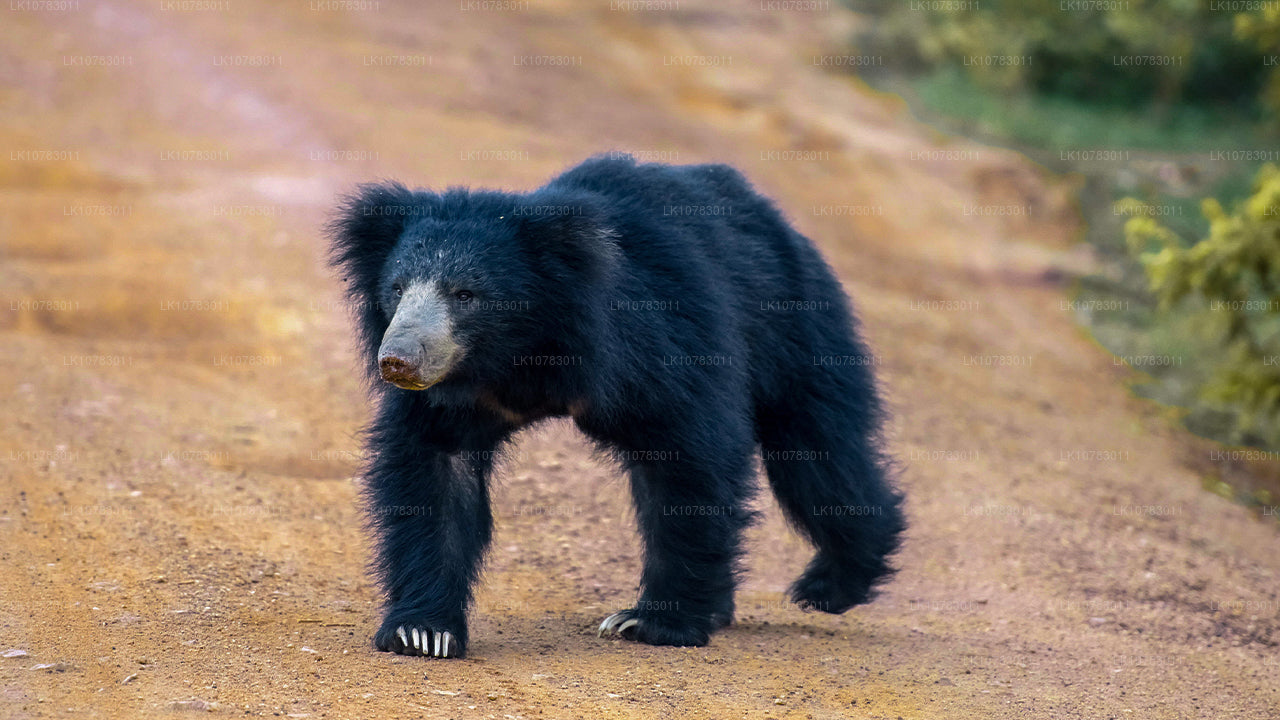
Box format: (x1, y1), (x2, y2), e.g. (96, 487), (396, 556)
(1124, 164), (1280, 447)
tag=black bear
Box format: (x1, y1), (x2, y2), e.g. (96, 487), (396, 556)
(329, 154), (904, 658)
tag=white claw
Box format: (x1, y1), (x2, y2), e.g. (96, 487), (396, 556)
(617, 618), (640, 635)
(599, 612), (634, 637)
(433, 631), (442, 657)
(396, 626), (408, 648)
(598, 613), (618, 637)
(412, 627), (421, 651)
(442, 632), (453, 657)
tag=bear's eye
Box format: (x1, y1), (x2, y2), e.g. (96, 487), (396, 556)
(455, 290), (474, 303)
(392, 283), (403, 298)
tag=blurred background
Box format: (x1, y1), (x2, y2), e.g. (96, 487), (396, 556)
(1, 1), (1277, 718)
(852, 0), (1280, 503)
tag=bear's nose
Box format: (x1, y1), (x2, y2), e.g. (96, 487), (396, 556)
(379, 354), (426, 388)
(379, 355), (413, 375)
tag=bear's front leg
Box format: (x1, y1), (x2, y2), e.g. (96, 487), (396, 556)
(364, 397), (503, 659)
(368, 448), (492, 658)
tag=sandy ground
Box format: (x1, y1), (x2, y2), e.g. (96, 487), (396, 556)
(1, 2), (1277, 718)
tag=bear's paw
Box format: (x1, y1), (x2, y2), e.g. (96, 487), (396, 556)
(375, 620), (462, 658)
(597, 609), (712, 647)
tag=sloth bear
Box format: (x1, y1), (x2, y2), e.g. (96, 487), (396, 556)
(329, 154), (904, 658)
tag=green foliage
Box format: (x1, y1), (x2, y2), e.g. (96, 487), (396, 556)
(1124, 165), (1280, 446)
(851, 0), (1268, 110)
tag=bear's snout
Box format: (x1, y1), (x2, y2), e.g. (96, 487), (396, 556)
(376, 282), (459, 391)
(377, 341), (457, 390)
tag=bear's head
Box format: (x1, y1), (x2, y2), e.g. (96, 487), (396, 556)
(329, 182), (617, 392)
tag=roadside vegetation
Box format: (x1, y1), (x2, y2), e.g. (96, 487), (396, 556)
(843, 0), (1280, 510)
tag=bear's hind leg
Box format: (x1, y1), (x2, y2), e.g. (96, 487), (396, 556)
(758, 375), (905, 614)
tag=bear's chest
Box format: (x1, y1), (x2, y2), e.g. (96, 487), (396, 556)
(478, 389), (584, 427)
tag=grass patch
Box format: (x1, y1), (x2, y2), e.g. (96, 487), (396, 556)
(893, 68), (1269, 154)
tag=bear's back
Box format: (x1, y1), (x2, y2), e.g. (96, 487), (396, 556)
(544, 155), (857, 388)
(543, 155), (815, 289)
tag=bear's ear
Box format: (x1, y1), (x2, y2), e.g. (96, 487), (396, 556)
(514, 189), (619, 283)
(327, 182), (421, 287)
(327, 182), (426, 373)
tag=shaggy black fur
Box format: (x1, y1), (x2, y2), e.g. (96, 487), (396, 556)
(329, 154), (905, 658)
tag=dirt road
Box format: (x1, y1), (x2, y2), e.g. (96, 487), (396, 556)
(1, 2), (1276, 718)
